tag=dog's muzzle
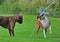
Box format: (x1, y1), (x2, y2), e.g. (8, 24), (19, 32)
(18, 19), (23, 24)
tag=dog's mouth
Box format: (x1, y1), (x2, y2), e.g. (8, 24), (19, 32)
(18, 20), (23, 24)
(41, 16), (45, 20)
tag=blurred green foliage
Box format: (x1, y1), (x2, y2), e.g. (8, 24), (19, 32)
(0, 0), (4, 5)
(0, 0), (60, 17)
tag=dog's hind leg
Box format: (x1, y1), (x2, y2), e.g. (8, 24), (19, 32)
(49, 25), (52, 34)
(45, 28), (47, 34)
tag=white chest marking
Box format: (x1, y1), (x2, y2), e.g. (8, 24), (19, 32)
(40, 16), (49, 29)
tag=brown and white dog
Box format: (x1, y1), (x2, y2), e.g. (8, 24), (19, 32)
(36, 13), (52, 38)
(0, 14), (23, 37)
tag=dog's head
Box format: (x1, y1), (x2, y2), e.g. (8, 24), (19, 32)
(14, 14), (23, 24)
(37, 13), (45, 20)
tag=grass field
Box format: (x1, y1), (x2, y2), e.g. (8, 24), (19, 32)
(0, 14), (60, 42)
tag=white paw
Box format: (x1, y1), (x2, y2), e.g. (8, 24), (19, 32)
(44, 36), (46, 38)
(50, 32), (52, 35)
(36, 35), (38, 38)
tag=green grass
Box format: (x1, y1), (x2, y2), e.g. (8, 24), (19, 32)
(0, 14), (60, 42)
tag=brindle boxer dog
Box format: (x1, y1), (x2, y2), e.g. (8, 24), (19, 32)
(0, 14), (23, 37)
(36, 14), (52, 38)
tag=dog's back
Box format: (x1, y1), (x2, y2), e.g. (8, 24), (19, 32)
(0, 16), (15, 29)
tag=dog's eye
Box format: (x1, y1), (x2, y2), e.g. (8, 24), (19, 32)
(41, 14), (43, 16)
(19, 16), (22, 20)
(19, 17), (20, 18)
(19, 16), (21, 18)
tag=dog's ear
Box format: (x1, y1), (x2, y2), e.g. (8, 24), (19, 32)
(18, 14), (22, 16)
(14, 14), (23, 21)
(14, 14), (19, 21)
(37, 15), (41, 19)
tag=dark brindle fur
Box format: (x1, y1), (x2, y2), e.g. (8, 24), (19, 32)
(0, 14), (23, 37)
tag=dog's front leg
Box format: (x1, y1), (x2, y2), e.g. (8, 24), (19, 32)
(8, 29), (12, 37)
(43, 29), (46, 38)
(8, 27), (15, 37)
(9, 21), (15, 37)
(11, 29), (15, 36)
(10, 24), (15, 37)
(36, 21), (40, 37)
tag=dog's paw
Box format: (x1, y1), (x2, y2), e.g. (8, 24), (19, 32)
(36, 35), (38, 38)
